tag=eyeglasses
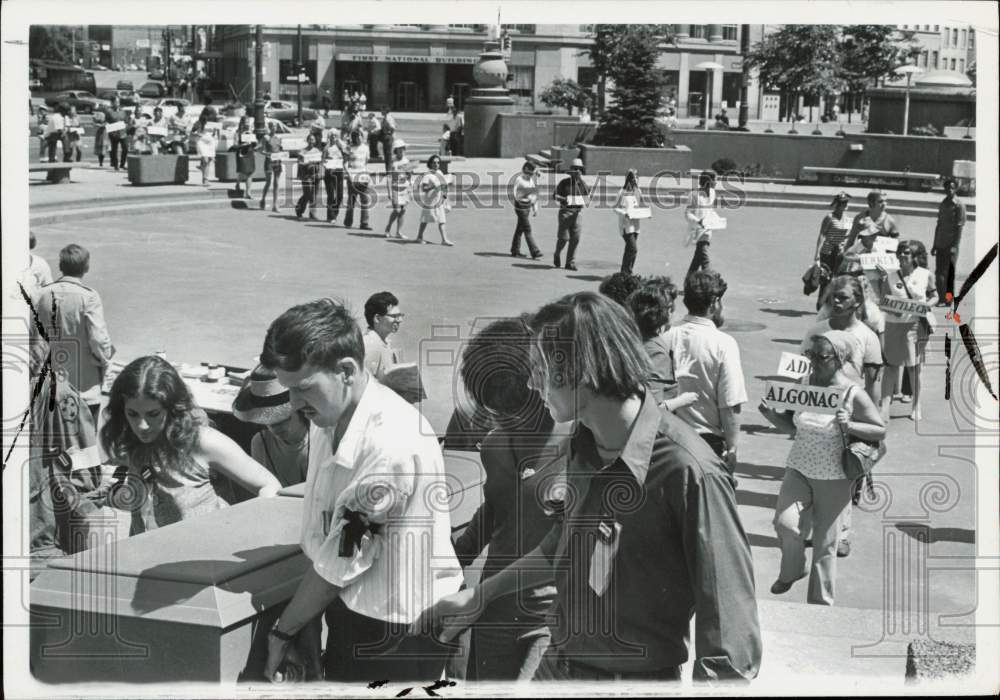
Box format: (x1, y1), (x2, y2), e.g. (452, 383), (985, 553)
(803, 350), (835, 362)
(382, 313), (405, 320)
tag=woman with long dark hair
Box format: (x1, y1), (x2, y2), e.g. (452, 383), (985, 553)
(615, 169), (644, 274)
(101, 356), (280, 532)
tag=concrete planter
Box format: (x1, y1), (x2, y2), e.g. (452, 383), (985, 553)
(214, 151), (267, 182)
(126, 154), (189, 185)
(550, 145), (581, 173)
(579, 143), (693, 177)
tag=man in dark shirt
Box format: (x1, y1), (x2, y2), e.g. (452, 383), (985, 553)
(553, 158), (590, 271)
(931, 177), (967, 305)
(103, 96), (130, 170)
(415, 292), (761, 683)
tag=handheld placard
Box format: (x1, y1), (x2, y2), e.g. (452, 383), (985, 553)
(763, 381), (843, 414)
(776, 352), (811, 379)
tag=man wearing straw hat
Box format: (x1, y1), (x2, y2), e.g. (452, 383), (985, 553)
(553, 158), (590, 271)
(232, 365), (310, 488)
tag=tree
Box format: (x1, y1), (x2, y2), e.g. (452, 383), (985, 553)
(29, 26), (79, 64)
(538, 78), (591, 115)
(587, 25), (673, 147)
(840, 25), (919, 122)
(745, 25), (846, 124)
(584, 24), (673, 117)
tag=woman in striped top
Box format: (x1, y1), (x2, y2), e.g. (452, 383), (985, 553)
(811, 191), (853, 308)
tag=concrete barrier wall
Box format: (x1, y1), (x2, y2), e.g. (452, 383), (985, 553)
(580, 144), (692, 177)
(497, 113), (580, 157)
(669, 130), (976, 179)
(549, 126), (974, 180)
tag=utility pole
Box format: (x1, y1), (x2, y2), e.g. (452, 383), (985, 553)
(738, 24), (750, 130)
(296, 25), (303, 123)
(254, 25), (266, 141)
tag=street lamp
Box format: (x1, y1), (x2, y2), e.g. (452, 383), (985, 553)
(894, 64), (924, 136)
(695, 61), (725, 131)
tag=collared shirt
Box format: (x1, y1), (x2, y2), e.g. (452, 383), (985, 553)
(168, 113), (190, 134)
(30, 276), (115, 404)
(45, 112), (65, 135)
(538, 390), (761, 679)
(362, 328), (397, 381)
(662, 315), (747, 438)
(300, 379), (463, 624)
(933, 196), (966, 248)
(513, 173), (538, 205)
(21, 253), (53, 300)
(250, 429), (309, 488)
(848, 210), (899, 246)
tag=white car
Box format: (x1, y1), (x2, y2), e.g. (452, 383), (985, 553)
(264, 100), (299, 114)
(149, 98), (192, 119)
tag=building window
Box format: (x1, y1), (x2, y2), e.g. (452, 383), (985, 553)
(921, 50), (929, 67)
(970, 29), (975, 48)
(689, 25), (705, 39)
(952, 28), (958, 46)
(931, 51), (938, 69)
(961, 29), (967, 47)
(959, 59), (965, 73)
(934, 25), (939, 31)
(278, 58), (317, 84)
(950, 58), (956, 71)
(722, 25), (738, 40)
(924, 24), (930, 31)
(506, 24), (535, 34)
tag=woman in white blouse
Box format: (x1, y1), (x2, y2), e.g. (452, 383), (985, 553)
(877, 240), (938, 421)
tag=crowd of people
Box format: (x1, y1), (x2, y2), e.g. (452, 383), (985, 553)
(21, 115), (967, 684)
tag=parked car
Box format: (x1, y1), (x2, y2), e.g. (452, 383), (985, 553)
(96, 89), (138, 107)
(44, 90), (111, 114)
(148, 98), (191, 119)
(148, 69), (166, 80)
(186, 116), (299, 155)
(138, 81), (168, 99)
(116, 80), (134, 92)
(266, 102), (319, 127)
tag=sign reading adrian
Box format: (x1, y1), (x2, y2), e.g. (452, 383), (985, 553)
(763, 381), (844, 414)
(776, 352), (811, 380)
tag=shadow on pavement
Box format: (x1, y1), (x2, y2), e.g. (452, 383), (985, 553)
(760, 308), (815, 318)
(737, 461), (786, 482)
(894, 522), (976, 544)
(771, 338), (803, 345)
(747, 532), (780, 549)
(473, 251), (515, 258)
(736, 488), (778, 510)
(512, 263), (553, 271)
(566, 274), (605, 282)
(741, 422), (786, 437)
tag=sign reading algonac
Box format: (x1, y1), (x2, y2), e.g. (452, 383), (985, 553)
(763, 381), (844, 414)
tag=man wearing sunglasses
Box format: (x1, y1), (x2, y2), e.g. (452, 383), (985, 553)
(362, 291), (405, 381)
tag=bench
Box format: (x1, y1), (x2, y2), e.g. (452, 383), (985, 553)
(799, 166), (940, 192)
(28, 163), (74, 184)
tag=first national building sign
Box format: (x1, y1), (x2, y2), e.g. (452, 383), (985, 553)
(337, 53), (478, 65)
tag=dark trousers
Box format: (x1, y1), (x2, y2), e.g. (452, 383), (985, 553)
(533, 648), (680, 682)
(323, 598), (449, 682)
(344, 181), (371, 227)
(688, 239), (711, 276)
(109, 136), (128, 169)
(295, 180), (317, 217)
(323, 170), (344, 220)
(467, 623), (550, 681)
(555, 209), (582, 266)
(815, 250), (843, 310)
(621, 233), (638, 274)
(449, 130), (463, 157)
(699, 433), (731, 471)
(381, 137), (394, 172)
(63, 137), (81, 162)
(368, 133), (381, 160)
(46, 133), (63, 162)
(934, 247), (958, 301)
(512, 204), (541, 256)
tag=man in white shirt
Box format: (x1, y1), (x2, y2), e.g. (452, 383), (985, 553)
(361, 291), (402, 381)
(45, 105), (67, 163)
(662, 269), (747, 473)
(685, 170), (718, 275)
(262, 298), (462, 682)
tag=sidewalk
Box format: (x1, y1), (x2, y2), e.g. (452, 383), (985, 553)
(30, 156), (974, 225)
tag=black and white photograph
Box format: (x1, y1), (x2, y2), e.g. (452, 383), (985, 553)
(2, 1), (998, 697)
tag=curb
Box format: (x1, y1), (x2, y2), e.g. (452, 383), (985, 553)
(31, 184), (963, 224)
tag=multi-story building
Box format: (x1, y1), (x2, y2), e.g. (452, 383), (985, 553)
(86, 25), (192, 73)
(898, 23), (975, 76)
(215, 24), (760, 116)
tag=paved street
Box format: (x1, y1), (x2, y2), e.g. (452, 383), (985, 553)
(29, 197), (985, 630)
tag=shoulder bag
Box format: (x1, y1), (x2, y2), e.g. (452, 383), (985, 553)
(839, 385), (887, 482)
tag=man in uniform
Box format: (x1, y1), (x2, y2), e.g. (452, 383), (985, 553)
(931, 177), (967, 305)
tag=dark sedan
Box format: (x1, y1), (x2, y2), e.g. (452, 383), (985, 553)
(266, 102), (320, 127)
(44, 90), (111, 113)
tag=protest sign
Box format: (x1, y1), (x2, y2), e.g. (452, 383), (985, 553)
(763, 381), (844, 414)
(776, 352), (812, 379)
(873, 236), (899, 253)
(860, 253), (900, 271)
(879, 296), (932, 317)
